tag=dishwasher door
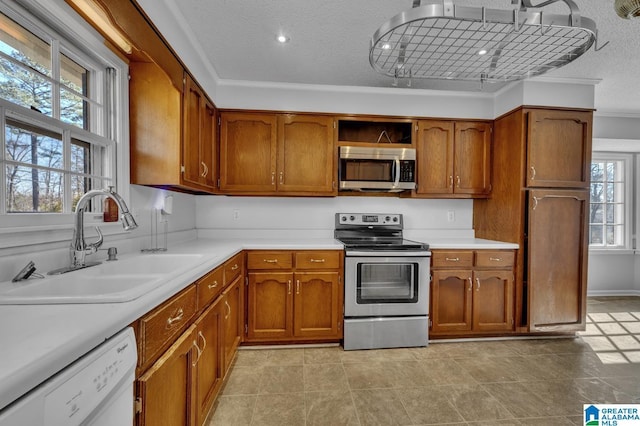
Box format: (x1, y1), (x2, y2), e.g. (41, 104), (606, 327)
(0, 327), (137, 426)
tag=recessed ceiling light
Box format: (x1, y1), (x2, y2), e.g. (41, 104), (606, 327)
(277, 35), (290, 43)
(477, 48), (488, 55)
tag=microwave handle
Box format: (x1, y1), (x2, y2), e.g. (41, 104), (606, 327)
(393, 159), (401, 187)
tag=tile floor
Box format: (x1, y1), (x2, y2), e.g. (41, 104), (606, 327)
(208, 296), (640, 425)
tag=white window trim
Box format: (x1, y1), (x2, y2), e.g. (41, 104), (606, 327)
(589, 152), (634, 253)
(0, 0), (130, 248)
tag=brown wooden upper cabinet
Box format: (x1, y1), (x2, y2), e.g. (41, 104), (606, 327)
(415, 120), (492, 198)
(182, 75), (217, 192)
(130, 66), (217, 194)
(526, 109), (592, 189)
(219, 112), (335, 195)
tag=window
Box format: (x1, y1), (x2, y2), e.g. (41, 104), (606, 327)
(0, 3), (119, 216)
(589, 155), (631, 249)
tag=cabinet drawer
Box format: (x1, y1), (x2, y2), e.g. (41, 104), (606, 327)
(475, 251), (515, 268)
(247, 251), (293, 270)
(224, 252), (244, 284)
(431, 251), (474, 268)
(197, 266), (224, 309)
(295, 251), (341, 269)
(138, 285), (197, 367)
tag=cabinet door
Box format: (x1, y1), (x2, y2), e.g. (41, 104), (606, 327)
(472, 270), (514, 332)
(528, 189), (588, 332)
(222, 277), (243, 374)
(527, 110), (592, 188)
(247, 272), (293, 340)
(416, 120), (454, 194)
(183, 75), (204, 188)
(201, 101), (217, 190)
(430, 270), (473, 333)
(293, 272), (342, 338)
(137, 325), (197, 426)
(454, 122), (491, 195)
(219, 112), (277, 192)
(194, 298), (223, 426)
(277, 114), (335, 194)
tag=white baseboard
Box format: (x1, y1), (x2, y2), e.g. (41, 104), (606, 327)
(587, 290), (640, 297)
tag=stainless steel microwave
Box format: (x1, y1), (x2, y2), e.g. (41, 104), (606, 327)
(339, 146), (416, 192)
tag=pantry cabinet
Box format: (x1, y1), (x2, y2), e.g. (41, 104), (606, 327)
(219, 112), (336, 195)
(430, 249), (515, 337)
(415, 120), (492, 197)
(473, 107), (592, 334)
(246, 250), (343, 343)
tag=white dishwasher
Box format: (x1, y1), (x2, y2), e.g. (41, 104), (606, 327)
(0, 327), (137, 426)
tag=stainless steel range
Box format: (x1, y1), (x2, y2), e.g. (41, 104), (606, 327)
(335, 213), (431, 350)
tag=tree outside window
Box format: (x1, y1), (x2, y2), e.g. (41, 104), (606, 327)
(589, 159), (625, 248)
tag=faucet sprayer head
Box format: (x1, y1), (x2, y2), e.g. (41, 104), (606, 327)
(121, 211), (138, 231)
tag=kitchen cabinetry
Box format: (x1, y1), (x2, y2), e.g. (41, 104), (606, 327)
(182, 74), (217, 191)
(430, 249), (515, 337)
(131, 66), (217, 194)
(246, 250), (343, 343)
(415, 120), (492, 197)
(337, 117), (414, 145)
(473, 107), (592, 333)
(134, 251), (245, 426)
(219, 112), (336, 195)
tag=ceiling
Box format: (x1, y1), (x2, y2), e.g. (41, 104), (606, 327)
(171, 0), (640, 115)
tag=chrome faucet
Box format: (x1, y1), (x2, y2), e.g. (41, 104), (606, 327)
(49, 188), (138, 275)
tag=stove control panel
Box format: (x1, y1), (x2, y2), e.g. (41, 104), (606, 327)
(337, 213), (402, 226)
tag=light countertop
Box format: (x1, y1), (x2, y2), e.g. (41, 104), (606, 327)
(0, 235), (515, 410)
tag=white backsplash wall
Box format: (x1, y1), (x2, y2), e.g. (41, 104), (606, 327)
(195, 195), (474, 239)
(0, 185), (197, 283)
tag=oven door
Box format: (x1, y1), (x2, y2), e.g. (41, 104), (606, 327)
(344, 253), (430, 317)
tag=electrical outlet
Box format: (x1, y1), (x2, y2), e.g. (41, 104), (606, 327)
(447, 210), (455, 222)
(233, 209), (240, 220)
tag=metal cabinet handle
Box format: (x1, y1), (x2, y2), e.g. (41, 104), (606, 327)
(208, 280), (219, 289)
(279, 171), (284, 184)
(271, 171), (276, 185)
(467, 277), (472, 291)
(310, 258), (325, 263)
(449, 175), (453, 188)
(192, 339), (202, 366)
(287, 280), (292, 295)
(263, 259), (278, 264)
(475, 278), (481, 291)
(296, 279), (300, 295)
(231, 263), (239, 271)
(445, 257), (460, 262)
(456, 176), (461, 188)
(166, 308), (184, 328)
(224, 300), (231, 320)
(198, 330), (207, 352)
(489, 257), (502, 262)
(530, 166), (536, 181)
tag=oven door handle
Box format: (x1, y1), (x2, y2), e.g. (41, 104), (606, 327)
(345, 250), (431, 257)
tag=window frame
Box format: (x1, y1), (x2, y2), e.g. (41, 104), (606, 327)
(589, 152), (634, 252)
(0, 0), (129, 247)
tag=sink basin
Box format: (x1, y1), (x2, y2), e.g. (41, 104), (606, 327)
(83, 253), (205, 276)
(0, 273), (164, 304)
(0, 253), (206, 305)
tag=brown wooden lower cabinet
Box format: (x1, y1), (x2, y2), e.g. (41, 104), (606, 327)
(136, 324), (197, 426)
(245, 250), (343, 343)
(134, 256), (245, 426)
(430, 249), (515, 337)
(194, 297), (224, 426)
